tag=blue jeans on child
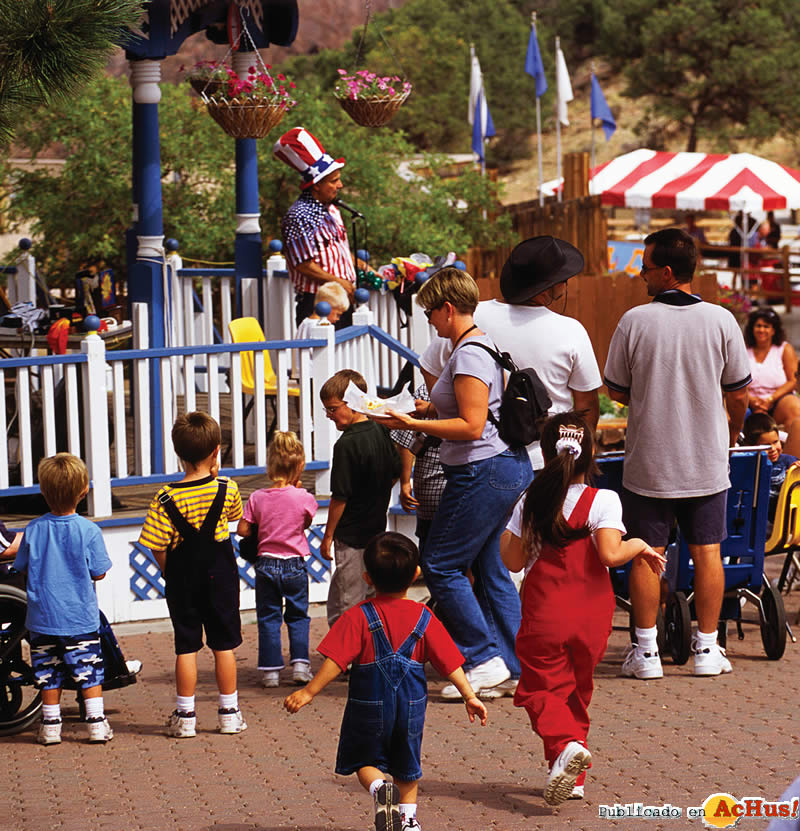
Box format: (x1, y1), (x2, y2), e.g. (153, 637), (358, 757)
(254, 556), (310, 670)
(422, 446), (533, 676)
(335, 602), (430, 781)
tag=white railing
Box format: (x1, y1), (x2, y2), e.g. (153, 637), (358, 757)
(167, 251), (431, 392)
(1, 304), (424, 517)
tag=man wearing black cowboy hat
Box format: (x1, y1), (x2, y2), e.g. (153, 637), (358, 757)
(420, 236), (601, 471)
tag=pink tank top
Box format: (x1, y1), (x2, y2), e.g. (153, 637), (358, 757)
(748, 343), (786, 399)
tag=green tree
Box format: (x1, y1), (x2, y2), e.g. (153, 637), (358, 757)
(282, 0), (554, 157)
(5, 75), (512, 283)
(596, 0), (800, 151)
(0, 0), (143, 147)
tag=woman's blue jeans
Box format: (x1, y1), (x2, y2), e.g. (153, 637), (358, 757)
(254, 556), (310, 670)
(421, 447), (533, 675)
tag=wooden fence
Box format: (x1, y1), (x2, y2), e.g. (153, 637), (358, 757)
(464, 194), (608, 281)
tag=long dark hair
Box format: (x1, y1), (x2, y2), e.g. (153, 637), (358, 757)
(520, 411), (599, 552)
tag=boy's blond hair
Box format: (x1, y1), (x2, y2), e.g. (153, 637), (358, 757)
(320, 368), (367, 402)
(316, 281), (350, 312)
(38, 453), (89, 513)
(172, 411), (221, 465)
(268, 431), (305, 484)
(416, 266), (479, 315)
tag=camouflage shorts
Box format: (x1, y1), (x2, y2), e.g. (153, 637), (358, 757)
(29, 632), (105, 690)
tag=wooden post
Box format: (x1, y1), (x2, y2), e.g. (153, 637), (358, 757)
(563, 151), (590, 200)
(783, 245), (792, 314)
(81, 333), (112, 517)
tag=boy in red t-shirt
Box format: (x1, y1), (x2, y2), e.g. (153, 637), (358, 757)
(285, 532), (487, 831)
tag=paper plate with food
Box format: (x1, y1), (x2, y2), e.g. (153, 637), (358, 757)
(343, 381), (416, 418)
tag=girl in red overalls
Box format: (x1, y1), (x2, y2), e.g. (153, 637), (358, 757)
(501, 412), (665, 807)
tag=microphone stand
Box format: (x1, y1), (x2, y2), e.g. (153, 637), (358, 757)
(334, 200), (368, 278)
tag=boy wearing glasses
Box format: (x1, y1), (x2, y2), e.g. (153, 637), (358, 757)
(320, 369), (402, 626)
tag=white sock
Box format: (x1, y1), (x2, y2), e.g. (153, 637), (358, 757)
(219, 691), (238, 710)
(695, 629), (718, 650)
(369, 779), (388, 797)
(176, 695), (195, 714)
(635, 626), (658, 653)
(399, 803), (417, 821)
(42, 703), (61, 722)
(84, 696), (104, 720)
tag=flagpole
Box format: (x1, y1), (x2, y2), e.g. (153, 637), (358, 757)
(555, 35), (562, 203)
(590, 61), (596, 196)
(533, 12), (544, 206)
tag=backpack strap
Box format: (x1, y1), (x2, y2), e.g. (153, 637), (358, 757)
(455, 340), (516, 429)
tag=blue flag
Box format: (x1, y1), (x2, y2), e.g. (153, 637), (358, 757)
(591, 73), (616, 140)
(472, 89), (495, 161)
(525, 24), (547, 98)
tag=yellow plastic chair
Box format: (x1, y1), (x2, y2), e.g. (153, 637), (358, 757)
(767, 466), (800, 599)
(228, 316), (299, 441)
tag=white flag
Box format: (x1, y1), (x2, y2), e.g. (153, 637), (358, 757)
(555, 42), (574, 126)
(468, 44), (483, 126)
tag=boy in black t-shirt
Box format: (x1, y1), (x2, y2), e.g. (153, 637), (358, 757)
(320, 370), (401, 627)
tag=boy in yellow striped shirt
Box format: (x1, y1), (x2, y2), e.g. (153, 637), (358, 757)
(139, 411), (246, 738)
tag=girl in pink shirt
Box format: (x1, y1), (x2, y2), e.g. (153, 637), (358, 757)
(238, 432), (318, 687)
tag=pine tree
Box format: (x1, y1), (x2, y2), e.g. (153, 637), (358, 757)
(0, 0), (143, 147)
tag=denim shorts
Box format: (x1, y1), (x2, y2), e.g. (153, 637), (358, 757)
(30, 631), (104, 690)
(622, 488), (728, 548)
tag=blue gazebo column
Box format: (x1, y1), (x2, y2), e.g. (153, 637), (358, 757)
(129, 58), (166, 470)
(231, 51), (264, 322)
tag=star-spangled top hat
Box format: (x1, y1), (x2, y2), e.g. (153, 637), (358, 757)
(273, 127), (345, 190)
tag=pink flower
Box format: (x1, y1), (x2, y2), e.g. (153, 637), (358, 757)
(337, 68), (347, 75)
(387, 87), (395, 95)
(248, 66), (255, 73)
(277, 73), (286, 81)
(289, 81), (296, 89)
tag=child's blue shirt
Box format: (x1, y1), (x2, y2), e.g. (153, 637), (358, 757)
(14, 513), (112, 635)
(770, 454), (798, 503)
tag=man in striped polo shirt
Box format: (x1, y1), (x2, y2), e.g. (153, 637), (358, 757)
(274, 127), (357, 327)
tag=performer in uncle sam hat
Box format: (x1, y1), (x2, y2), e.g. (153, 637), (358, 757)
(274, 127), (357, 326)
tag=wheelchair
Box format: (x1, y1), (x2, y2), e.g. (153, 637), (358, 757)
(0, 569), (139, 735)
(597, 448), (788, 664)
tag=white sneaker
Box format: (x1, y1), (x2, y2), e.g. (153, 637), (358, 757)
(401, 818), (422, 830)
(478, 678), (518, 700)
(125, 659), (143, 675)
(166, 709), (196, 738)
(291, 661), (313, 685)
(440, 656), (510, 700)
(37, 719), (62, 745)
(86, 716), (114, 743)
(569, 785), (585, 799)
(693, 641), (732, 676)
(218, 707), (247, 734)
(544, 742), (592, 806)
(621, 644), (663, 679)
(261, 670), (280, 688)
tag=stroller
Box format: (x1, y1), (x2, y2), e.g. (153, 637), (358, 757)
(596, 448), (787, 663)
(0, 568), (139, 735)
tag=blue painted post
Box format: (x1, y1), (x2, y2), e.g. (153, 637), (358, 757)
(129, 59), (165, 471)
(232, 51), (263, 321)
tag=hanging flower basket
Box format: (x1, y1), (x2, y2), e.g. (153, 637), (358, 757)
(182, 59), (297, 139)
(206, 97), (288, 139)
(334, 70), (412, 128)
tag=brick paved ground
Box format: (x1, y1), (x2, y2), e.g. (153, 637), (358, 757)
(2, 596), (798, 831)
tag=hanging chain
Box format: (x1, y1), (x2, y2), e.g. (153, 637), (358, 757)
(351, 0), (409, 81)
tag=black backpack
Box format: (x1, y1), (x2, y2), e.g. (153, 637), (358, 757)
(462, 341), (552, 447)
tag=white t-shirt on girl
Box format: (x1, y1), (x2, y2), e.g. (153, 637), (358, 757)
(506, 483), (626, 575)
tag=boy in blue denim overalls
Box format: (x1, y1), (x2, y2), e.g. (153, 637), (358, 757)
(285, 532), (487, 831)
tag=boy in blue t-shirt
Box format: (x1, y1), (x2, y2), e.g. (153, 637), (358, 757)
(743, 413), (800, 520)
(13, 453), (113, 745)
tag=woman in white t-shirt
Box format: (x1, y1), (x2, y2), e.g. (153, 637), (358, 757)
(500, 411), (664, 806)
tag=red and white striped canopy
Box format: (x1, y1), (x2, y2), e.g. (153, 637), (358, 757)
(588, 149), (800, 213)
